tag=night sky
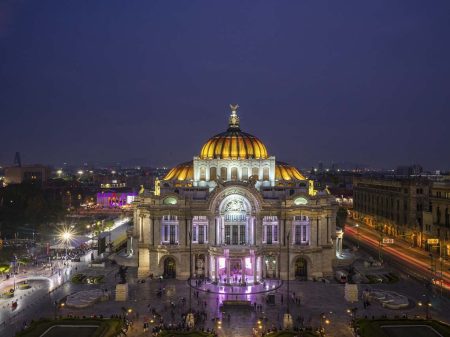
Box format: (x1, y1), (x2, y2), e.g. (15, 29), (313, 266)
(1, 1), (449, 170)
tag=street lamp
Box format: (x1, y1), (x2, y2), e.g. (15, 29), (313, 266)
(186, 229), (195, 328)
(283, 230), (293, 330)
(61, 230), (73, 259)
(355, 224), (360, 248)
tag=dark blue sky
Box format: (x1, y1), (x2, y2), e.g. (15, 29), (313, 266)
(1, 1), (449, 170)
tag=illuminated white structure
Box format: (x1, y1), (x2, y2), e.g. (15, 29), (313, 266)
(134, 106), (338, 281)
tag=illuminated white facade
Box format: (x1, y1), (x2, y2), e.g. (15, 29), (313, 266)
(134, 106), (338, 281)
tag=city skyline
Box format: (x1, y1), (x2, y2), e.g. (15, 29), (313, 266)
(1, 1), (450, 170)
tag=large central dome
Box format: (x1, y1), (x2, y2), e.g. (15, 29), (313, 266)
(199, 106), (268, 160)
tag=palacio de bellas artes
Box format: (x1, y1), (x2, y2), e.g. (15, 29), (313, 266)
(133, 105), (341, 283)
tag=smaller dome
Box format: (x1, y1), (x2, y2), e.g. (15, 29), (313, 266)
(275, 161), (305, 181)
(163, 161), (193, 181)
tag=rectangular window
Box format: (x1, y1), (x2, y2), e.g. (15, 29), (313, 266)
(295, 225), (301, 244)
(273, 225), (278, 242)
(198, 225), (204, 244)
(239, 225), (246, 244)
(225, 225), (231, 245)
(302, 225), (307, 242)
(192, 225), (197, 242)
(164, 225), (169, 242)
(169, 225), (176, 244)
(232, 226), (239, 245)
(266, 225), (272, 244)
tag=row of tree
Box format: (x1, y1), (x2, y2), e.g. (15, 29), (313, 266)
(0, 183), (67, 237)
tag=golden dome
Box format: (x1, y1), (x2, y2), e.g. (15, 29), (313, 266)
(163, 161), (193, 181)
(275, 161), (306, 181)
(163, 160), (305, 181)
(199, 106), (268, 159)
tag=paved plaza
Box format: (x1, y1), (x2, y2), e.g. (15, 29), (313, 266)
(1, 249), (450, 337)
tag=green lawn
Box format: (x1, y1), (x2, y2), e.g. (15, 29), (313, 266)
(356, 319), (450, 337)
(15, 318), (123, 337)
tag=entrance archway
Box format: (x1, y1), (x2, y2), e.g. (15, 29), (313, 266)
(164, 257), (176, 278)
(294, 257), (307, 280)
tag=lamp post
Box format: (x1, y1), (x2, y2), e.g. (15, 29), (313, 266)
(283, 230), (292, 330)
(186, 229), (195, 328)
(355, 224), (360, 248)
(61, 231), (73, 260)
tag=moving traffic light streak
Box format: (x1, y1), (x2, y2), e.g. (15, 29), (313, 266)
(345, 226), (450, 292)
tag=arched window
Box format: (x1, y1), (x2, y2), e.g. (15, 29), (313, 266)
(252, 167), (259, 178)
(210, 167), (217, 180)
(241, 167), (248, 180)
(199, 167), (206, 181)
(263, 167), (269, 180)
(221, 196), (249, 245)
(220, 167), (227, 180)
(231, 167), (238, 181)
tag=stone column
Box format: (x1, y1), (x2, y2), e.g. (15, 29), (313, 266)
(179, 217), (186, 247)
(226, 258), (230, 283)
(241, 257), (245, 283)
(154, 217), (161, 245)
(141, 214), (151, 244)
(255, 216), (262, 247)
(209, 216), (215, 245)
(138, 215), (144, 242)
(148, 216), (153, 245)
(285, 219), (292, 245)
(310, 215), (317, 248)
(253, 255), (257, 283)
(316, 216), (321, 247)
(252, 217), (256, 245)
(214, 257), (219, 281)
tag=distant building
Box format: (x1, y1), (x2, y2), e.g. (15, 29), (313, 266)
(353, 177), (430, 247)
(4, 165), (51, 186)
(395, 164), (423, 177)
(423, 181), (450, 257)
(97, 191), (137, 208)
